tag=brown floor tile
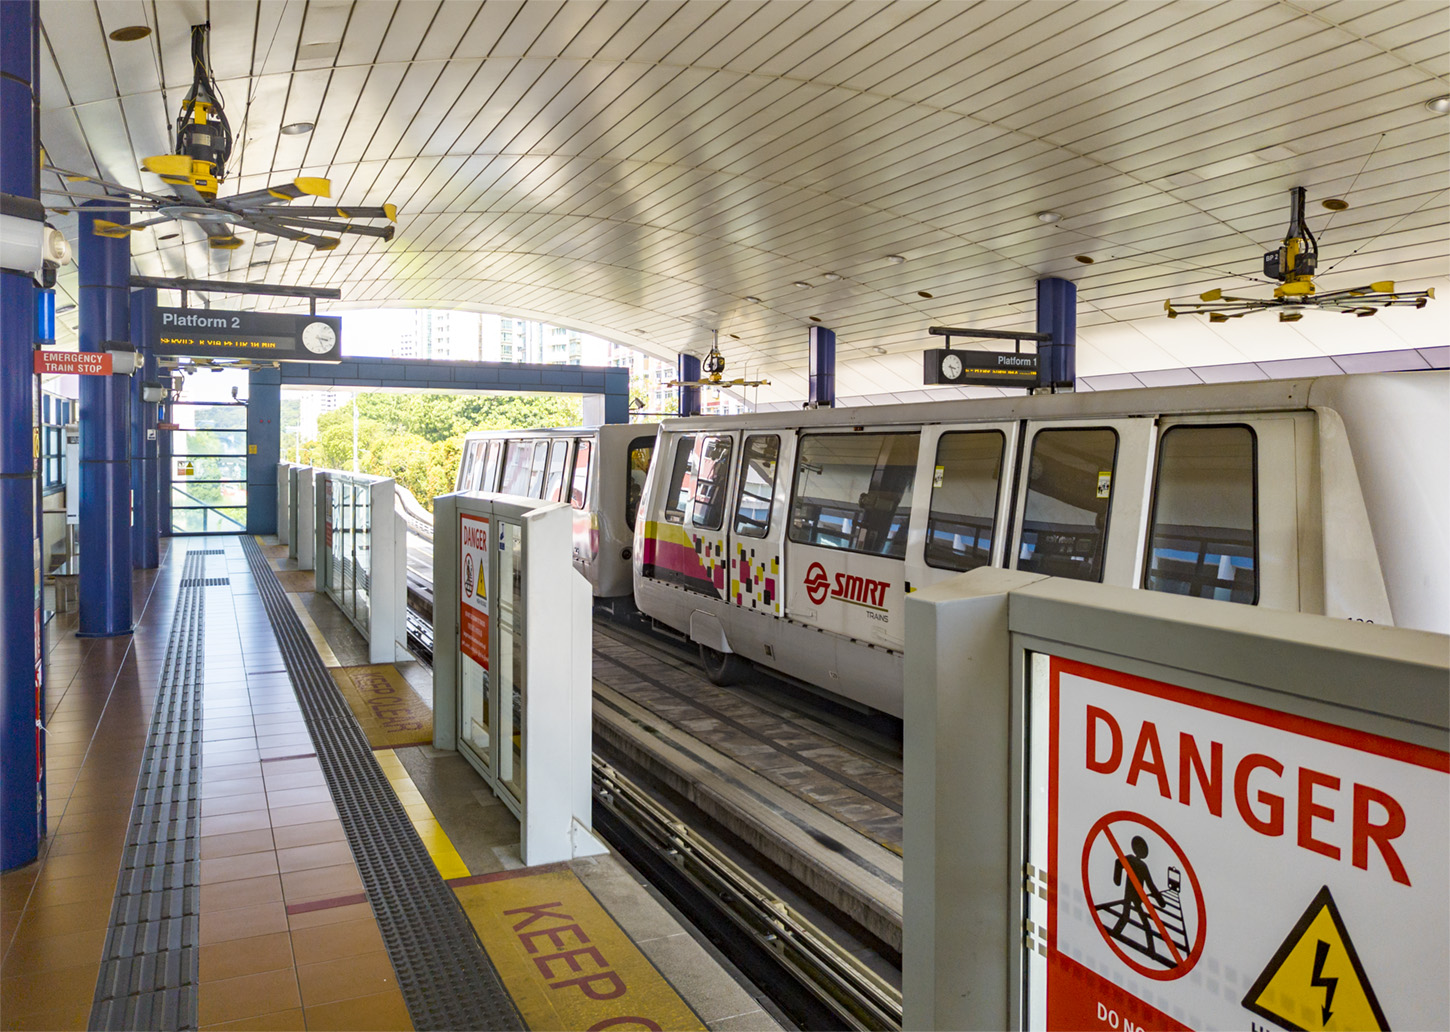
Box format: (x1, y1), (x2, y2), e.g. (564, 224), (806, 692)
(199, 777), (265, 799)
(196, 967), (301, 1027)
(199, 829), (276, 860)
(264, 786), (333, 810)
(284, 901), (373, 932)
(200, 1007), (306, 1031)
(41, 829), (128, 858)
(270, 820), (346, 851)
(288, 917), (384, 966)
(25, 871), (117, 907)
(257, 758), (322, 776)
(259, 770), (327, 793)
(201, 851), (280, 885)
(0, 959), (100, 1021)
(199, 930), (293, 982)
(0, 926), (106, 976)
(199, 810), (272, 837)
(275, 841), (354, 875)
(9, 895), (113, 941)
(201, 874), (285, 912)
(203, 761), (264, 782)
(268, 802), (338, 828)
(296, 950), (397, 1008)
(48, 809), (131, 836)
(200, 901), (290, 946)
(280, 864), (362, 905)
(30, 850), (121, 883)
(301, 988), (412, 1031)
(201, 792), (269, 817)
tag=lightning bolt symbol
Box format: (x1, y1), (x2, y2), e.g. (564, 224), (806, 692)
(1310, 939), (1337, 1026)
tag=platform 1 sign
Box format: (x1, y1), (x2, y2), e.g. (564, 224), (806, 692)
(1037, 657), (1448, 1032)
(459, 513), (490, 671)
(150, 307), (342, 362)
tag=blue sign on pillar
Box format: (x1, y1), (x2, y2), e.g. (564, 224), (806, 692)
(130, 289), (160, 569)
(808, 325), (836, 407)
(677, 353), (701, 417)
(1036, 277), (1077, 390)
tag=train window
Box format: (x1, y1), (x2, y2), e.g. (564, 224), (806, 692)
(663, 435), (697, 524)
(571, 439), (592, 509)
(789, 433), (918, 558)
(1143, 425), (1258, 604)
(458, 441), (479, 491)
(691, 436), (734, 531)
(499, 440), (534, 496)
(733, 435), (779, 538)
(526, 440), (549, 497)
(481, 441), (502, 492)
(1016, 428), (1117, 582)
(926, 430), (1004, 571)
(544, 439), (570, 502)
(624, 437), (653, 528)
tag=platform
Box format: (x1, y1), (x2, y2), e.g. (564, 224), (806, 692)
(0, 535), (779, 1032)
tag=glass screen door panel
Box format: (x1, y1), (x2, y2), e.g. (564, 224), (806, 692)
(170, 402), (248, 534)
(497, 521), (526, 804)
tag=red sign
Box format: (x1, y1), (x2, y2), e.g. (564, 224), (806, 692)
(460, 513), (490, 670)
(34, 350), (112, 376)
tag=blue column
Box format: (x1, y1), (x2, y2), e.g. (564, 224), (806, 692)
(0, 0), (42, 871)
(1036, 277), (1077, 390)
(130, 289), (159, 567)
(677, 353), (701, 417)
(77, 202), (132, 636)
(247, 366), (281, 534)
(603, 366), (628, 424)
(808, 326), (836, 407)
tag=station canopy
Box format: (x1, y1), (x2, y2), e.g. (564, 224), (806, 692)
(38, 0), (1449, 408)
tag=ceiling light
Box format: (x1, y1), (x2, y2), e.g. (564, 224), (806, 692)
(885, 255), (905, 264)
(793, 281), (810, 289)
(918, 291), (933, 298)
(809, 316), (821, 322)
(56, 303), (76, 315)
(1426, 95), (1450, 114)
(158, 233), (179, 240)
(1037, 211), (1063, 224)
(872, 346), (887, 354)
(744, 296), (761, 304)
(1075, 255), (1095, 264)
(280, 122), (315, 136)
(729, 334), (740, 340)
(823, 272), (841, 281)
(1251, 144), (1298, 163)
(250, 259), (270, 267)
(108, 25), (151, 42)
(1322, 198), (1349, 211)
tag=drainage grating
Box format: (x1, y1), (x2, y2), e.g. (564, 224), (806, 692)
(239, 535), (522, 1031)
(178, 577), (229, 587)
(90, 552), (205, 1030)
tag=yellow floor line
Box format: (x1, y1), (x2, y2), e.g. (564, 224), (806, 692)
(375, 748), (470, 880)
(286, 593), (342, 668)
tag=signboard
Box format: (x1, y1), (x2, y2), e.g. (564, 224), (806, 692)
(1036, 657), (1448, 1031)
(34, 350), (112, 376)
(460, 513), (490, 670)
(150, 306), (342, 362)
(923, 347), (1038, 387)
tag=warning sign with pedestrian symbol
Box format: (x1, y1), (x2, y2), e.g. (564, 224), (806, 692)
(1243, 886), (1388, 1032)
(459, 513), (490, 670)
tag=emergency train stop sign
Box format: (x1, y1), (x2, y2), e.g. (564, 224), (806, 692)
(1040, 657), (1448, 1032)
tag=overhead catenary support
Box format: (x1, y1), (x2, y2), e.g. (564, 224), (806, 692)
(78, 201), (133, 637)
(0, 0), (42, 871)
(677, 353), (701, 417)
(808, 325), (836, 408)
(129, 288), (160, 568)
(1036, 277), (1077, 390)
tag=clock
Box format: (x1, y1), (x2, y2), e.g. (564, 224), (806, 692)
(940, 352), (963, 381)
(301, 320), (337, 355)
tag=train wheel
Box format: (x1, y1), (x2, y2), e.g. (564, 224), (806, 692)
(698, 643), (744, 686)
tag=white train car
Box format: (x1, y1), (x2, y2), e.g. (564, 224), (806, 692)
(631, 371), (1448, 717)
(457, 424), (656, 597)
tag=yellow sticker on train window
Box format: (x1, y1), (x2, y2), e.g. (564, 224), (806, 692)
(1096, 471), (1112, 498)
(933, 465), (944, 488)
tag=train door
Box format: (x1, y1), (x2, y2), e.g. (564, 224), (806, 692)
(723, 433), (785, 617)
(784, 430), (919, 651)
(905, 421), (1019, 593)
(1009, 418), (1155, 587)
(640, 430), (738, 601)
(542, 437), (572, 502)
(480, 440), (503, 491)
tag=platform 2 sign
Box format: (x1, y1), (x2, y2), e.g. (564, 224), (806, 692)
(149, 307), (342, 362)
(459, 513), (490, 671)
(1035, 657), (1448, 1032)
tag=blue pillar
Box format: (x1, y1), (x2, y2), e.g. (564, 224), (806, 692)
(677, 353), (701, 417)
(1036, 277), (1077, 390)
(0, 0), (42, 871)
(130, 289), (159, 567)
(808, 326), (836, 407)
(77, 202), (132, 636)
(603, 367), (628, 424)
(247, 366), (281, 534)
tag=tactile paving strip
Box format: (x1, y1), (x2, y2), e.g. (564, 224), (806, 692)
(89, 550), (206, 1030)
(239, 535), (522, 1031)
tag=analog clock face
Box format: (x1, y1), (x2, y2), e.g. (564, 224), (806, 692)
(301, 321), (336, 354)
(941, 352), (963, 380)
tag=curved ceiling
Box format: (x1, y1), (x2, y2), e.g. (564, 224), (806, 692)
(38, 0), (1450, 406)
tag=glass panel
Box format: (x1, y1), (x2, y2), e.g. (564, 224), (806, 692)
(170, 507), (207, 534)
(624, 437), (653, 528)
(498, 522), (526, 803)
(329, 478), (343, 596)
(459, 440), (481, 490)
(182, 456), (247, 481)
(926, 431), (1005, 572)
(171, 482), (247, 508)
(789, 433), (918, 557)
(482, 441), (502, 492)
(1144, 425), (1257, 604)
(1017, 428), (1118, 582)
(663, 435), (697, 524)
(526, 440), (549, 498)
(204, 507), (247, 532)
(173, 404), (246, 431)
(499, 441), (534, 495)
(571, 439), (592, 509)
(690, 436), (733, 530)
(171, 429), (246, 455)
(354, 483), (371, 624)
(544, 439), (570, 502)
(733, 434), (779, 537)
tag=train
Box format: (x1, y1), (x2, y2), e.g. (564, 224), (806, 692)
(453, 371), (1447, 720)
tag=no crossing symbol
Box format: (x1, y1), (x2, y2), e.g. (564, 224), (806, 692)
(1081, 811), (1206, 980)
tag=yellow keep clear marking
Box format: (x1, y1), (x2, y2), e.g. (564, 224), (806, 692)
(286, 594), (342, 667)
(1243, 886), (1388, 1032)
(456, 867), (705, 1032)
(374, 749), (470, 881)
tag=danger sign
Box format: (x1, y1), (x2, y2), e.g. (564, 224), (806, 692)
(459, 513), (490, 670)
(1037, 657), (1448, 1032)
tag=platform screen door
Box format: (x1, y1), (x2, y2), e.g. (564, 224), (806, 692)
(169, 401), (247, 534)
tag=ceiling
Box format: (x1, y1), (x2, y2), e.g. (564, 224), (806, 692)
(37, 0), (1450, 407)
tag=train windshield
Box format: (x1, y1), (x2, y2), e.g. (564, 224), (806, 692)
(790, 432), (918, 558)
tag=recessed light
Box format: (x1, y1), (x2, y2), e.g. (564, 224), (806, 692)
(872, 346), (887, 354)
(744, 296), (761, 304)
(809, 316), (821, 323)
(1425, 95), (1450, 114)
(917, 290), (933, 299)
(250, 259), (270, 267)
(56, 303), (76, 315)
(793, 281), (810, 289)
(885, 255), (905, 264)
(823, 272), (841, 281)
(729, 334), (740, 340)
(280, 122), (315, 136)
(1037, 211), (1063, 224)
(108, 25), (151, 42)
(158, 233), (179, 240)
(1075, 255), (1095, 264)
(1322, 198), (1350, 212)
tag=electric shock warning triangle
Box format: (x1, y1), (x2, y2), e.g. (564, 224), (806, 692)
(1242, 885), (1389, 1032)
(475, 562), (486, 602)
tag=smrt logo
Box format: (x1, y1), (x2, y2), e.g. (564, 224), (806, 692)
(804, 562), (830, 605)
